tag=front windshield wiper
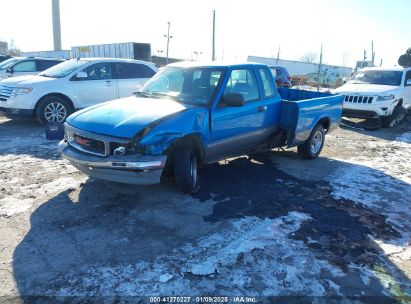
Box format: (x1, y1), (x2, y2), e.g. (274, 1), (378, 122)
(149, 92), (181, 101)
(39, 74), (56, 78)
(348, 80), (368, 84)
(133, 91), (150, 98)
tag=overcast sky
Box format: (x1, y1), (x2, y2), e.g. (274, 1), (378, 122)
(1, 0), (409, 67)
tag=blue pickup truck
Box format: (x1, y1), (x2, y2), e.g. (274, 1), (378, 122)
(59, 62), (343, 192)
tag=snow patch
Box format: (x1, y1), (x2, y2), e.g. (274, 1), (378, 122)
(0, 198), (33, 217)
(328, 131), (411, 237)
(45, 212), (345, 297)
(159, 273), (173, 283)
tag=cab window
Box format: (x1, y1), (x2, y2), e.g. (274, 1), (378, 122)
(224, 69), (260, 102)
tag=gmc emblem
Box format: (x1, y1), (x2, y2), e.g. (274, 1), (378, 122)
(75, 137), (90, 146)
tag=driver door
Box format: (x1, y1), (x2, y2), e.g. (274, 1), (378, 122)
(209, 68), (265, 159)
(72, 62), (118, 108)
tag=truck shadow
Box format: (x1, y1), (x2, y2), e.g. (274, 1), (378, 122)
(12, 155), (411, 301)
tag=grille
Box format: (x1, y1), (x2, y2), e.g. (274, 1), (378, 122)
(344, 95), (373, 104)
(0, 86), (13, 102)
(73, 134), (106, 156)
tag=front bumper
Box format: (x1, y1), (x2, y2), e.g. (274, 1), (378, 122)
(343, 98), (400, 118)
(59, 140), (167, 185)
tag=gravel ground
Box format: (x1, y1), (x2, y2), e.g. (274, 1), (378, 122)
(0, 114), (410, 304)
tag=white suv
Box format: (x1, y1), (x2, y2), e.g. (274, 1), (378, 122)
(0, 57), (64, 80)
(0, 58), (157, 124)
(334, 67), (411, 127)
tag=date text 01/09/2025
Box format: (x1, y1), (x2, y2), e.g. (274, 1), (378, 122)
(149, 296), (257, 303)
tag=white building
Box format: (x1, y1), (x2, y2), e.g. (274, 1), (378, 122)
(248, 55), (352, 85)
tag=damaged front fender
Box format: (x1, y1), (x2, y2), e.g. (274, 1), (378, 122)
(138, 108), (210, 155)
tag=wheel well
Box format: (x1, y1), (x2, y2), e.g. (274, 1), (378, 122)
(317, 117), (331, 132)
(166, 134), (205, 164)
(34, 93), (75, 116)
(397, 99), (403, 107)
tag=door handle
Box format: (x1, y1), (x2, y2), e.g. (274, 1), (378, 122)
(257, 106), (267, 112)
(105, 80), (113, 86)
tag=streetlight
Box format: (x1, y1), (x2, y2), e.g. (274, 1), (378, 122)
(164, 22), (173, 65)
(193, 51), (202, 61)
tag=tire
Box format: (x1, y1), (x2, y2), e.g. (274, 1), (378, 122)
(382, 105), (406, 128)
(35, 95), (72, 125)
(398, 54), (411, 67)
(297, 124), (325, 159)
(173, 147), (199, 194)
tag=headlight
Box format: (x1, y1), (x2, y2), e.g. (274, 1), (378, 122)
(64, 127), (74, 141)
(376, 94), (395, 101)
(12, 87), (33, 95)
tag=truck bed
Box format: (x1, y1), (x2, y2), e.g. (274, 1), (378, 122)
(278, 88), (343, 147)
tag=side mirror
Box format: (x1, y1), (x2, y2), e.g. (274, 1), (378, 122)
(75, 71), (88, 79)
(6, 68), (13, 74)
(406, 79), (411, 86)
(222, 93), (245, 107)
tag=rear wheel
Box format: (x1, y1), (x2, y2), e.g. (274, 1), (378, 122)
(173, 147), (199, 194)
(36, 95), (72, 125)
(297, 124), (325, 159)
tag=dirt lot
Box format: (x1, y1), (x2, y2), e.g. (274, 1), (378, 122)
(0, 114), (410, 303)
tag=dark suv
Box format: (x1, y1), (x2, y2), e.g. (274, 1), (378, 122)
(269, 65), (292, 87)
(0, 55), (12, 63)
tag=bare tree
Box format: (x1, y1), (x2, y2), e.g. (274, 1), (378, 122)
(8, 48), (21, 56)
(300, 51), (318, 63)
(0, 39), (21, 56)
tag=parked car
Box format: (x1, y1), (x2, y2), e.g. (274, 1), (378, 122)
(334, 66), (411, 127)
(59, 62), (343, 193)
(0, 58), (158, 124)
(0, 57), (64, 80)
(0, 55), (12, 63)
(269, 65), (292, 87)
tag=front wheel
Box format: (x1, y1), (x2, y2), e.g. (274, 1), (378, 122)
(382, 105), (406, 128)
(173, 147), (199, 194)
(35, 96), (72, 125)
(297, 124), (325, 159)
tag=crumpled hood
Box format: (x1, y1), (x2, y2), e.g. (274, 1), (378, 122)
(334, 83), (400, 95)
(66, 96), (188, 138)
(0, 75), (56, 85)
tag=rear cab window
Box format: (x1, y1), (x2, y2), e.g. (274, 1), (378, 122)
(258, 68), (277, 98)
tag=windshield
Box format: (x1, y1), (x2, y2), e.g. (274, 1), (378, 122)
(139, 66), (225, 106)
(350, 70), (403, 86)
(38, 59), (89, 78)
(0, 57), (22, 70)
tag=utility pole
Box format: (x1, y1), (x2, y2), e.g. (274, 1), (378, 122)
(371, 40), (375, 66)
(317, 43), (323, 92)
(212, 10), (216, 61)
(51, 0), (62, 51)
(276, 46), (280, 64)
(164, 22), (173, 65)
